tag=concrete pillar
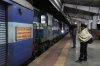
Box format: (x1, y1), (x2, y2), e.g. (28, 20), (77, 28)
(87, 20), (93, 30)
(77, 22), (79, 32)
(78, 22), (81, 32)
(92, 16), (98, 29)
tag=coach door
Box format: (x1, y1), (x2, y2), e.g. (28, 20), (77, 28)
(0, 3), (7, 66)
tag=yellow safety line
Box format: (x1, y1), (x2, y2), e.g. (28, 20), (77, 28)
(54, 39), (71, 66)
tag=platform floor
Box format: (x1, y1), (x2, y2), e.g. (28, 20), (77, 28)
(28, 34), (71, 66)
(28, 34), (100, 66)
(65, 36), (100, 66)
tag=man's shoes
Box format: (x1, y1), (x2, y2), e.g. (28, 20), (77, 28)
(82, 58), (87, 61)
(71, 46), (76, 48)
(76, 60), (82, 63)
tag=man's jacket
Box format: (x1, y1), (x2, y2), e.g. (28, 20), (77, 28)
(79, 28), (92, 42)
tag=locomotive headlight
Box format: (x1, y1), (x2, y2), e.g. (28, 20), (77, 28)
(97, 22), (100, 24)
(61, 30), (64, 33)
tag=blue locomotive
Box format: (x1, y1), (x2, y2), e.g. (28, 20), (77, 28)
(32, 9), (53, 57)
(0, 0), (69, 66)
(32, 8), (69, 58)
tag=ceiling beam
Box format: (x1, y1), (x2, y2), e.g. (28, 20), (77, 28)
(49, 0), (61, 11)
(62, 3), (100, 14)
(72, 17), (88, 22)
(68, 13), (93, 20)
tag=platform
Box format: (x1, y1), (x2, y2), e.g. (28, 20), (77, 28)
(28, 33), (100, 66)
(28, 34), (71, 66)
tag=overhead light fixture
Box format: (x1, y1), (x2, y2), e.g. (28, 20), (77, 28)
(75, 22), (77, 24)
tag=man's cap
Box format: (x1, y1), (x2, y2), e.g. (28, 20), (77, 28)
(81, 24), (87, 28)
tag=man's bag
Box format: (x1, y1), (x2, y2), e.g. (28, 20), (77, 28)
(87, 37), (93, 44)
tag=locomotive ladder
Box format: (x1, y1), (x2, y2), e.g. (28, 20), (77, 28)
(0, 3), (7, 66)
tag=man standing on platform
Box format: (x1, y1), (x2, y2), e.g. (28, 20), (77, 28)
(71, 25), (77, 48)
(76, 24), (92, 62)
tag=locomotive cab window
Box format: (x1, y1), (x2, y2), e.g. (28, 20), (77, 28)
(41, 15), (46, 24)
